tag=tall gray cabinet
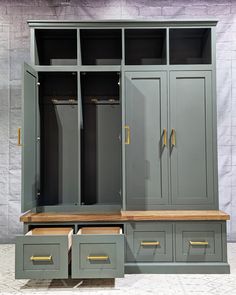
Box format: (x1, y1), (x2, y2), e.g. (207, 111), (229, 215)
(15, 20), (230, 279)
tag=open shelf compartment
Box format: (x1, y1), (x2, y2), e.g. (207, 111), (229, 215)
(80, 29), (122, 65)
(125, 29), (166, 65)
(35, 29), (77, 65)
(169, 28), (211, 65)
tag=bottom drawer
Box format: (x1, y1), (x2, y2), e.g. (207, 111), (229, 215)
(176, 223), (223, 262)
(126, 222), (173, 262)
(72, 227), (124, 278)
(15, 227), (73, 279)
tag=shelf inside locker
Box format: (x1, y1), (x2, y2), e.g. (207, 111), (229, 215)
(125, 29), (166, 65)
(80, 29), (122, 65)
(51, 99), (78, 105)
(169, 28), (211, 65)
(35, 29), (77, 65)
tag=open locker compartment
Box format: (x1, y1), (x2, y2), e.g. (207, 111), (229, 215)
(38, 72), (79, 206)
(80, 72), (122, 206)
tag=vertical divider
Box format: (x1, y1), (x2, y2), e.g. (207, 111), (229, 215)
(77, 68), (82, 207)
(77, 27), (83, 208)
(166, 28), (169, 66)
(211, 26), (219, 209)
(77, 28), (82, 66)
(30, 28), (36, 65)
(121, 28), (126, 210)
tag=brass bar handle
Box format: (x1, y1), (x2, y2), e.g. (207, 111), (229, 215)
(17, 128), (22, 146)
(141, 241), (160, 246)
(125, 125), (130, 145)
(30, 255), (52, 261)
(87, 255), (109, 261)
(163, 128), (167, 147)
(189, 241), (209, 246)
(171, 129), (176, 147)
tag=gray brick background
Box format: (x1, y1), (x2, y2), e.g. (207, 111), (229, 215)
(0, 0), (235, 242)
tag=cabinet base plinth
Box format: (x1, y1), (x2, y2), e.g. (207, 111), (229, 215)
(125, 263), (230, 274)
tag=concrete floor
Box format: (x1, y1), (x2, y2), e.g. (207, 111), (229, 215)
(0, 244), (236, 295)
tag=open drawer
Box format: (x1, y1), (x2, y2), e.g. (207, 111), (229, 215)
(72, 227), (124, 278)
(15, 227), (73, 279)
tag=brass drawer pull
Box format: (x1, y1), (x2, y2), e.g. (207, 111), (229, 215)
(17, 127), (22, 146)
(125, 125), (130, 145)
(87, 255), (109, 261)
(189, 241), (209, 246)
(141, 241), (160, 246)
(171, 128), (176, 147)
(163, 128), (167, 147)
(30, 255), (52, 261)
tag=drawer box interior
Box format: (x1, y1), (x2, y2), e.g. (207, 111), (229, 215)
(77, 227), (122, 235)
(26, 227), (73, 249)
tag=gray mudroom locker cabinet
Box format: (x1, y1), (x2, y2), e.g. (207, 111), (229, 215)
(15, 20), (230, 279)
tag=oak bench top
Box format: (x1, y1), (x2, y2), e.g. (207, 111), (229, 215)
(20, 210), (230, 223)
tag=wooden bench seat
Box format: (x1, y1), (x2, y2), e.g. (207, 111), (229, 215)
(20, 210), (230, 223)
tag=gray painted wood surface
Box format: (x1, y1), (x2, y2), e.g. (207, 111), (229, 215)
(22, 63), (38, 212)
(175, 222), (222, 262)
(125, 72), (168, 209)
(54, 104), (78, 205)
(15, 234), (69, 279)
(170, 71), (215, 207)
(72, 233), (124, 278)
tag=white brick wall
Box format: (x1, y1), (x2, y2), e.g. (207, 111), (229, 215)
(0, 0), (235, 242)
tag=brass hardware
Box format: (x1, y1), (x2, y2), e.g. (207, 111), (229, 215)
(87, 255), (109, 261)
(141, 241), (160, 246)
(189, 241), (209, 246)
(17, 128), (22, 146)
(125, 125), (130, 145)
(30, 255), (52, 261)
(163, 128), (167, 147)
(171, 129), (176, 147)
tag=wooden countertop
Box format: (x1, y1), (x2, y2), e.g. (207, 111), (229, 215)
(20, 210), (230, 223)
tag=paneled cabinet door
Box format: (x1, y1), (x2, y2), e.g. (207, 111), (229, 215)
(22, 63), (39, 212)
(170, 71), (215, 206)
(125, 72), (168, 209)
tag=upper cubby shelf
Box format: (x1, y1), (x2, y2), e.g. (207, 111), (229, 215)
(80, 29), (122, 65)
(32, 25), (212, 67)
(35, 29), (77, 65)
(169, 28), (211, 65)
(125, 29), (166, 65)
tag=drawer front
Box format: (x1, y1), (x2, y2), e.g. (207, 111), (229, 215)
(72, 234), (124, 278)
(15, 235), (69, 279)
(175, 223), (222, 262)
(126, 222), (173, 262)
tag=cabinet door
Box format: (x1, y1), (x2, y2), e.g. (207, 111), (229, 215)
(170, 71), (214, 206)
(22, 63), (38, 212)
(125, 72), (168, 209)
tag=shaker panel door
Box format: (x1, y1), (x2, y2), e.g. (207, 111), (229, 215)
(125, 72), (168, 209)
(170, 71), (214, 206)
(22, 63), (39, 212)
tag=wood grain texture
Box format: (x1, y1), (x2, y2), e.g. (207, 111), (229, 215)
(20, 210), (230, 223)
(78, 227), (122, 235)
(27, 227), (73, 236)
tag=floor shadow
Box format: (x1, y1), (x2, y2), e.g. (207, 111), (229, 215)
(20, 278), (115, 289)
